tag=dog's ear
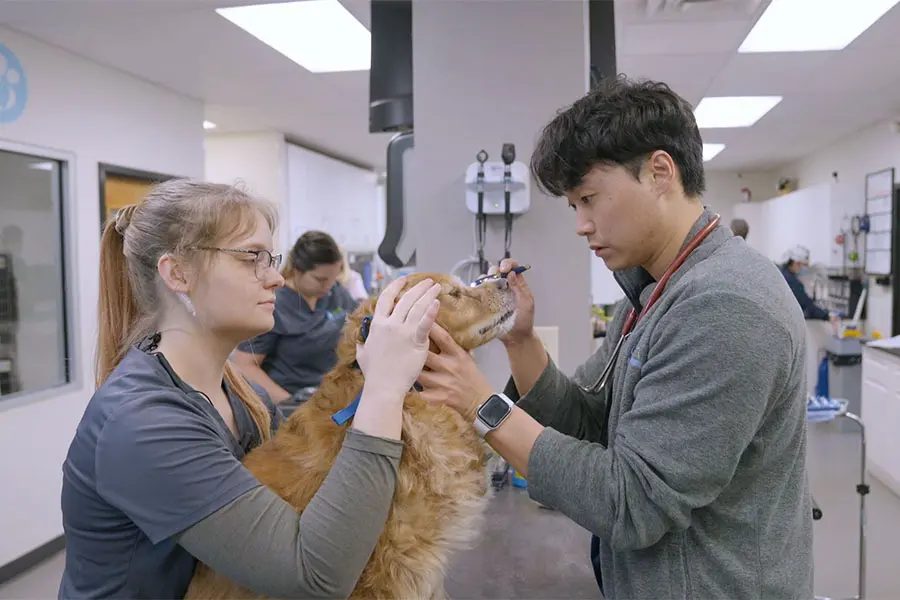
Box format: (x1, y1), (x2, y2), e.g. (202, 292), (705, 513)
(352, 297), (379, 344)
(334, 297), (376, 365)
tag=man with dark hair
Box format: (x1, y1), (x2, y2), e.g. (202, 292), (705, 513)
(418, 77), (814, 599)
(730, 217), (749, 239)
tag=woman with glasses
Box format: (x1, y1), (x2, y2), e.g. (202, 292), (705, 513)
(58, 179), (441, 598)
(233, 230), (359, 416)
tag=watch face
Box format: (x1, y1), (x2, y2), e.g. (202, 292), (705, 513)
(477, 395), (510, 428)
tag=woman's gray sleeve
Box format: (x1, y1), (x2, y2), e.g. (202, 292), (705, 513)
(175, 428), (402, 599)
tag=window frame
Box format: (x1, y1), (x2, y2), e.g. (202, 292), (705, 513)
(97, 163), (177, 232)
(0, 138), (79, 411)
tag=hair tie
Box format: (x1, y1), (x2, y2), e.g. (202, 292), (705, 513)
(114, 204), (138, 236)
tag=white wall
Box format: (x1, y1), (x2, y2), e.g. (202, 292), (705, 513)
(780, 119), (900, 336)
(0, 26), (205, 567)
(704, 169), (781, 221)
(204, 131), (290, 252)
(286, 143), (381, 253)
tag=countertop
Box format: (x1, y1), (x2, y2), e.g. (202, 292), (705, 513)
(866, 344), (900, 360)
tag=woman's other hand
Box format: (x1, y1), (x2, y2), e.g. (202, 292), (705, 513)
(418, 324), (494, 422)
(489, 258), (535, 345)
(355, 277), (441, 398)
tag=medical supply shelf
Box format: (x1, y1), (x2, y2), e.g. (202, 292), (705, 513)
(808, 398), (868, 600)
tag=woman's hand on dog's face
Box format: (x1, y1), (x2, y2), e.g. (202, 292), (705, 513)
(356, 276), (442, 398)
(418, 324), (494, 423)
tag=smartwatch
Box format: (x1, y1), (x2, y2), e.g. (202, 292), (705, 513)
(473, 393), (515, 438)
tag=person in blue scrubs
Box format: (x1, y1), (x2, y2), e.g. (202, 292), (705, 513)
(778, 245), (836, 321)
(232, 230), (359, 416)
(58, 179), (443, 599)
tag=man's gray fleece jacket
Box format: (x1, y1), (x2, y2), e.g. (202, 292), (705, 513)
(512, 209), (815, 599)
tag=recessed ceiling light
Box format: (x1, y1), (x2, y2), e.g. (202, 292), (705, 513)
(203, 120), (217, 130)
(694, 96), (782, 128)
(739, 0), (900, 53)
(703, 144), (726, 162)
(216, 0), (371, 73)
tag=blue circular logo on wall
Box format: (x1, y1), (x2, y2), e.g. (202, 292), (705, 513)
(0, 43), (28, 123)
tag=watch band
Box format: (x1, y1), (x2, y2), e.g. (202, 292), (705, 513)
(472, 393), (515, 438)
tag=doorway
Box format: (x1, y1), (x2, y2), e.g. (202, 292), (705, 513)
(98, 164), (177, 230)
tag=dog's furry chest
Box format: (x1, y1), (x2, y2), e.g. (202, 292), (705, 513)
(184, 391), (492, 600)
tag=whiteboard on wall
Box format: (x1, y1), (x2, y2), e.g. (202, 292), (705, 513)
(286, 143), (381, 253)
(864, 168), (894, 276)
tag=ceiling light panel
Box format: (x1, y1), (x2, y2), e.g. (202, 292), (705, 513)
(739, 0), (900, 53)
(203, 120), (217, 130)
(694, 96), (782, 128)
(216, 0), (371, 73)
(703, 143), (726, 162)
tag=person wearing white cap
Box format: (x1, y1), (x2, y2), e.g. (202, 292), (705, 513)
(779, 245), (833, 321)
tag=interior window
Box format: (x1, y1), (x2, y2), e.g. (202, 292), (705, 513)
(0, 148), (70, 399)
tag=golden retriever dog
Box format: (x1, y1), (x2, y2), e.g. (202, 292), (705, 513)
(184, 272), (517, 600)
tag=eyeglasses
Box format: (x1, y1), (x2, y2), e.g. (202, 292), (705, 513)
(199, 247), (283, 280)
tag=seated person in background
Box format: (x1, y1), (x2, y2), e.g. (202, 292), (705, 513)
(233, 230), (359, 416)
(779, 245), (835, 322)
(730, 217), (749, 240)
(338, 247), (370, 302)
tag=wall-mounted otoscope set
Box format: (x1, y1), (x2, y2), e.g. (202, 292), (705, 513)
(455, 143), (530, 280)
(376, 134), (532, 285)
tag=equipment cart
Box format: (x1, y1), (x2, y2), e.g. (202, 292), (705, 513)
(807, 397), (868, 600)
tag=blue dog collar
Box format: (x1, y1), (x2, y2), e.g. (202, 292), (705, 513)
(329, 313), (423, 426)
(332, 315), (370, 425)
(331, 389), (363, 426)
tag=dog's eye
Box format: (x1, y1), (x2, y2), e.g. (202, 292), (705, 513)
(448, 288), (461, 298)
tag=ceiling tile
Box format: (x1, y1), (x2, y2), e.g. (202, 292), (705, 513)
(620, 20), (752, 56)
(619, 53), (731, 105)
(708, 46), (900, 98)
(844, 4), (900, 51)
(706, 52), (833, 96)
(6, 0), (897, 174)
(764, 92), (900, 128)
(810, 48), (900, 93)
(708, 90), (900, 171)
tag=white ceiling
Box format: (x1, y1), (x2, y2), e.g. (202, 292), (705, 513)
(3, 0), (900, 173)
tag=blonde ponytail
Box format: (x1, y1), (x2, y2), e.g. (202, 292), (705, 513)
(95, 214), (142, 387)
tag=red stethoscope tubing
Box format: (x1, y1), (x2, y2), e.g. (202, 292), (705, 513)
(620, 214), (722, 336)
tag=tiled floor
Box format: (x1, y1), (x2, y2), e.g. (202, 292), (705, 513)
(2, 422), (898, 599)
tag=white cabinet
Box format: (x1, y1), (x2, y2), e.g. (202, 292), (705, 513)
(733, 181), (859, 269)
(860, 345), (900, 497)
(286, 143), (382, 253)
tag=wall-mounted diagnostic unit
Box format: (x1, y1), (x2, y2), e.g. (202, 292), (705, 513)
(463, 144), (530, 276)
(464, 153), (530, 216)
